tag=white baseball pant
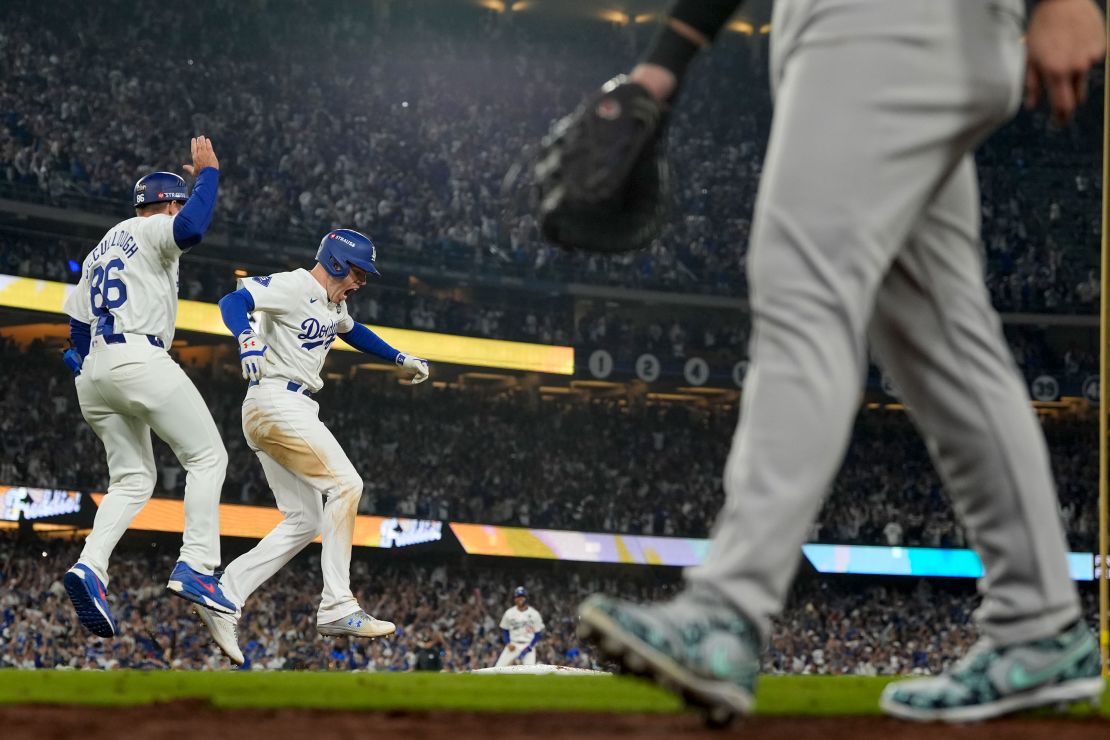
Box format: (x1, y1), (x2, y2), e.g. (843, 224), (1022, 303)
(218, 379), (362, 624)
(495, 643), (538, 667)
(76, 334), (226, 585)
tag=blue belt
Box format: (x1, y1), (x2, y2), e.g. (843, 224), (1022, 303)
(102, 333), (165, 348)
(247, 379), (313, 398)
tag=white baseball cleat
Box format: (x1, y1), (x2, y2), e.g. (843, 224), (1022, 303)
(317, 610), (396, 639)
(194, 606), (245, 666)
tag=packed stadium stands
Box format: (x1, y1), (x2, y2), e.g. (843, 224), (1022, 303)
(2, 532), (1099, 673)
(0, 226), (1097, 386)
(0, 0), (1103, 308)
(1, 0), (1106, 685)
(0, 339), (1100, 550)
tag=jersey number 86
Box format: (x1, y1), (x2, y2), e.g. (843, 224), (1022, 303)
(89, 258), (128, 315)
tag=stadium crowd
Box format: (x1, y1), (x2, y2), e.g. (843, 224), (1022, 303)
(0, 226), (1098, 383)
(0, 0), (1103, 309)
(1, 532), (1101, 674)
(1, 228), (748, 361)
(0, 339), (1100, 552)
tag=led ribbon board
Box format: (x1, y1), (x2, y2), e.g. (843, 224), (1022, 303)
(801, 543), (1095, 581)
(0, 274), (575, 374)
(8, 482), (1097, 580)
(88, 494), (441, 548)
(1, 486), (82, 521)
(449, 522), (1095, 581)
(449, 522), (710, 565)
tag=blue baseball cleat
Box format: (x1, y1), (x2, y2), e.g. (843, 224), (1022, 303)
(166, 561), (236, 614)
(64, 563), (118, 638)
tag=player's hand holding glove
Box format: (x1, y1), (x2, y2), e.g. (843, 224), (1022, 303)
(396, 353), (430, 385)
(238, 330), (267, 382)
(62, 349), (83, 377)
(535, 75), (670, 254)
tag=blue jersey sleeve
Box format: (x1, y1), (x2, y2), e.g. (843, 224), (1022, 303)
(519, 631), (542, 656)
(69, 318), (91, 357)
(218, 288), (255, 338)
(173, 167), (220, 248)
(339, 322), (400, 363)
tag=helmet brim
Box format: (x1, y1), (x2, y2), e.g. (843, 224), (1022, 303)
(347, 257), (381, 277)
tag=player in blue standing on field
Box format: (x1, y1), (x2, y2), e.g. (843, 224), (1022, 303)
(494, 586), (545, 668)
(60, 137), (236, 640)
(191, 228), (429, 665)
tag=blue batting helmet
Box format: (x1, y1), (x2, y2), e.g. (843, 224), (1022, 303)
(513, 586), (528, 599)
(316, 229), (380, 278)
(133, 172), (189, 208)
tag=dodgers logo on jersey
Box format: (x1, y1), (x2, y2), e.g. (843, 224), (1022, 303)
(299, 317), (339, 351)
(252, 276), (272, 287)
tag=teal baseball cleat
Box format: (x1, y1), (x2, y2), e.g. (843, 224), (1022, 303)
(577, 593), (760, 727)
(880, 620), (1104, 722)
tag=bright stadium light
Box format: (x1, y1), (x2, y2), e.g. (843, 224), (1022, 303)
(510, 1), (530, 11)
(634, 13), (655, 24)
(598, 10), (630, 25)
(0, 273), (576, 374)
(760, 23), (772, 34)
(476, 0), (506, 13)
(727, 20), (754, 35)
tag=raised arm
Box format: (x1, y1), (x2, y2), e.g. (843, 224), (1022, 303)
(173, 137), (221, 248)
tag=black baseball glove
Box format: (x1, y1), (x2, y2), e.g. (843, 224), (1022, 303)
(535, 75), (669, 254)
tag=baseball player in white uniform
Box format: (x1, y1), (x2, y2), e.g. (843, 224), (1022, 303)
(495, 587), (545, 667)
(572, 0), (1107, 726)
(192, 228), (429, 665)
(60, 137), (237, 639)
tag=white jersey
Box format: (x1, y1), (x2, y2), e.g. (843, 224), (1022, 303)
(63, 214), (185, 346)
(499, 605), (545, 644)
(239, 269), (355, 393)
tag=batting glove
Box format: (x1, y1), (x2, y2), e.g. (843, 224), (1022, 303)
(62, 348), (84, 376)
(238, 330), (268, 382)
(396, 353), (430, 385)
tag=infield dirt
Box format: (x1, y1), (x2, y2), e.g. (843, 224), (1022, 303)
(4, 702), (1110, 740)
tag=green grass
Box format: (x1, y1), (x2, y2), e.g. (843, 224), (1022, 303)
(0, 671), (1106, 717)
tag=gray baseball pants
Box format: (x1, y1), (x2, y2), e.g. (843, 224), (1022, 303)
(686, 0), (1081, 647)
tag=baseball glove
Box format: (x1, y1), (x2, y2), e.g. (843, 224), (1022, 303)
(535, 75), (670, 254)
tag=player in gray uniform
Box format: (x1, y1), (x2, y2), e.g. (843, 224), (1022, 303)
(565, 0), (1107, 725)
